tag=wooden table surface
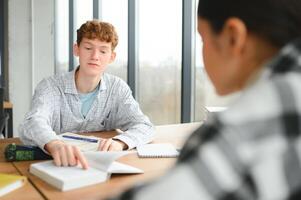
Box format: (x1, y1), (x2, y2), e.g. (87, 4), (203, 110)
(0, 122), (201, 200)
(0, 138), (44, 200)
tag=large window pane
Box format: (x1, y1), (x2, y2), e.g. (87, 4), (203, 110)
(101, 0), (128, 82)
(55, 0), (69, 73)
(74, 0), (93, 31)
(138, 0), (182, 125)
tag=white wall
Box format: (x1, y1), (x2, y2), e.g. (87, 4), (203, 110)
(9, 0), (54, 136)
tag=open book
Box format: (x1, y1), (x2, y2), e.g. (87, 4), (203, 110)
(30, 151), (143, 191)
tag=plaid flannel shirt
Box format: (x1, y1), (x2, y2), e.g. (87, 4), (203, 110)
(19, 69), (154, 150)
(112, 39), (301, 200)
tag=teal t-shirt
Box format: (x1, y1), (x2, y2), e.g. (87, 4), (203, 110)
(78, 85), (99, 118)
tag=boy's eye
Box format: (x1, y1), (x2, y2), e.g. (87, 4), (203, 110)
(85, 47), (92, 50)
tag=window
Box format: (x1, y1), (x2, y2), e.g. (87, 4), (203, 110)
(101, 0), (128, 81)
(74, 0), (93, 30)
(138, 0), (182, 125)
(54, 0), (69, 73)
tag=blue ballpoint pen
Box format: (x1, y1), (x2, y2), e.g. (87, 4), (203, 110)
(62, 135), (99, 143)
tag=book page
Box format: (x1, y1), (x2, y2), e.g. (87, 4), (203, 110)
(108, 161), (143, 174)
(83, 151), (131, 171)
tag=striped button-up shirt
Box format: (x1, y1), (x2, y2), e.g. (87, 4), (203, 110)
(111, 39), (301, 199)
(19, 70), (154, 150)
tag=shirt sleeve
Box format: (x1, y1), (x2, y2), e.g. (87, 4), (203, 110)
(19, 78), (60, 151)
(111, 80), (155, 149)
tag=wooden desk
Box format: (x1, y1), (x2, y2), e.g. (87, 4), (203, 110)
(0, 122), (201, 200)
(0, 139), (45, 199)
(0, 163), (44, 200)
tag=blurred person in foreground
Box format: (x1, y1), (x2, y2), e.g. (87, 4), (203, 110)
(111, 0), (301, 199)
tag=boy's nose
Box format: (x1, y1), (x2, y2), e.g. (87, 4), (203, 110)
(91, 50), (99, 60)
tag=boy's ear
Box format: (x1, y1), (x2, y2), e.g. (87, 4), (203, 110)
(73, 43), (79, 57)
(110, 52), (116, 63)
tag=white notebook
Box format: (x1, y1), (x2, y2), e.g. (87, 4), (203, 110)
(137, 143), (179, 158)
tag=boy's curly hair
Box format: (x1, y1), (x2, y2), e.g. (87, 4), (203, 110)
(76, 20), (118, 50)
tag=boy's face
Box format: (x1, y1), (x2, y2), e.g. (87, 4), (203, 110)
(73, 38), (116, 77)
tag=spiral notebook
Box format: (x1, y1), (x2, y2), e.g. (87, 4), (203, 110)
(137, 143), (179, 158)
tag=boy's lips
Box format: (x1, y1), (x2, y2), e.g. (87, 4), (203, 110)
(88, 63), (99, 67)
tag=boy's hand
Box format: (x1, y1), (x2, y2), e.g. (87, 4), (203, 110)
(98, 138), (128, 151)
(44, 140), (88, 169)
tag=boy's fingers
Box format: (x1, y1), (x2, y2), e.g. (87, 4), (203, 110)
(108, 144), (117, 151)
(102, 139), (113, 151)
(60, 146), (68, 167)
(73, 146), (88, 169)
(52, 150), (61, 166)
(66, 145), (76, 166)
(108, 144), (114, 151)
(98, 139), (107, 151)
(108, 141), (120, 151)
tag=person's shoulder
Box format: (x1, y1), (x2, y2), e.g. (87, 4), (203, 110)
(103, 73), (130, 90)
(35, 75), (55, 91)
(103, 73), (126, 83)
(51, 70), (73, 82)
(35, 71), (72, 94)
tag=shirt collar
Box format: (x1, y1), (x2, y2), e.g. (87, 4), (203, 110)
(99, 73), (107, 92)
(63, 68), (78, 94)
(64, 66), (107, 94)
(267, 38), (301, 77)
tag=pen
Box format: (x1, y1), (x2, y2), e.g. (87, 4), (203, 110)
(62, 135), (99, 143)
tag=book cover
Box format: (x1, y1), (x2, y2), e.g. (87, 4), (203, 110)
(0, 173), (27, 197)
(29, 151), (143, 191)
